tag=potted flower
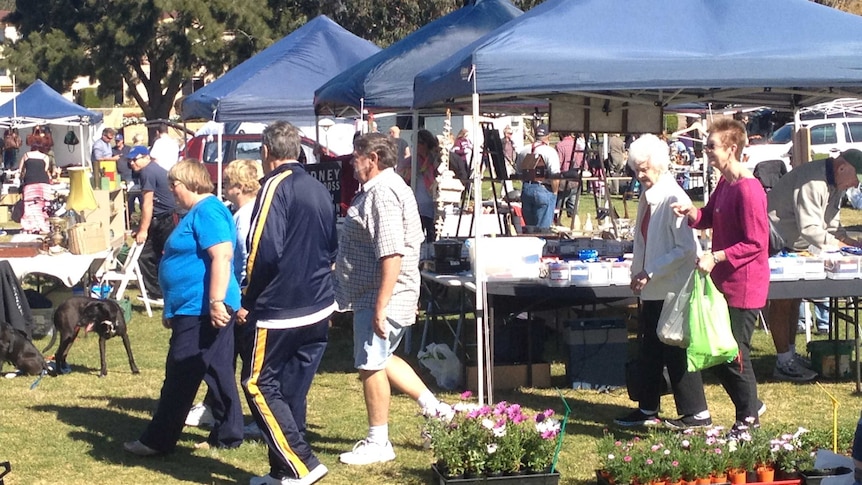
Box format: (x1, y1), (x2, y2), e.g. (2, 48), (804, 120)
(426, 392), (562, 484)
(597, 432), (642, 485)
(522, 408), (561, 473)
(770, 426), (829, 480)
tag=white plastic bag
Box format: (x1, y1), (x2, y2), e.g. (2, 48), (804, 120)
(418, 343), (462, 390)
(656, 269), (695, 348)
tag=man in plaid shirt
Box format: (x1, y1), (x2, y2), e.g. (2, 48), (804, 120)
(335, 133), (450, 466)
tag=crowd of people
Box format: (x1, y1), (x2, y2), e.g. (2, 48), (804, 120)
(32, 116), (856, 483)
(112, 121), (450, 485)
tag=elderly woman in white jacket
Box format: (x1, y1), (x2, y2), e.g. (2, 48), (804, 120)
(614, 134), (711, 430)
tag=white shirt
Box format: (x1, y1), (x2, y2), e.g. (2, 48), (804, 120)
(150, 135), (179, 171)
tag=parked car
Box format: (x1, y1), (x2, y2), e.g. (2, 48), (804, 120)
(181, 132), (358, 215)
(181, 132), (336, 184)
(742, 117), (862, 171)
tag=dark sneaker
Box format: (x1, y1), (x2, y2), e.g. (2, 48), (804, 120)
(614, 409), (660, 427)
(773, 359), (817, 382)
(757, 400), (767, 417)
(663, 415), (712, 430)
(794, 354), (813, 369)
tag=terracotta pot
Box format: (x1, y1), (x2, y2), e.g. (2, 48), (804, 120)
(711, 473), (728, 483)
(728, 468), (747, 485)
(695, 477), (712, 485)
(756, 466), (775, 483)
(597, 469), (615, 485)
(650, 480), (667, 485)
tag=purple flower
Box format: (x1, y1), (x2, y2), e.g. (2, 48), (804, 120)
(460, 391), (472, 400)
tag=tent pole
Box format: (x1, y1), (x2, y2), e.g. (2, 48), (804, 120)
(410, 111), (418, 195)
(467, 65), (490, 405)
(79, 124), (85, 168)
(216, 118), (223, 201)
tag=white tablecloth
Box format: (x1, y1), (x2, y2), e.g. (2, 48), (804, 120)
(0, 249), (112, 287)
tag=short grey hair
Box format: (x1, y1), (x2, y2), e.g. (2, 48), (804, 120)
(627, 133), (671, 173)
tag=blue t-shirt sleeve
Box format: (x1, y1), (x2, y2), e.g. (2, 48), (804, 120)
(195, 200), (235, 250)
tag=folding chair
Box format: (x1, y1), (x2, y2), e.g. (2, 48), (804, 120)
(99, 242), (151, 317)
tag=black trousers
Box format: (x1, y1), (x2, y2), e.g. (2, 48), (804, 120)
(138, 214), (175, 299)
(711, 306), (760, 423)
(139, 314), (243, 452)
(638, 300), (708, 416)
(242, 319), (328, 480)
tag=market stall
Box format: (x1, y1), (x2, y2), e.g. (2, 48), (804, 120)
(412, 0), (862, 403)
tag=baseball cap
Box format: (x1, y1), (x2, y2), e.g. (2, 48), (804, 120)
(841, 148), (862, 183)
(115, 134), (123, 143)
(128, 146), (149, 159)
(535, 124), (549, 138)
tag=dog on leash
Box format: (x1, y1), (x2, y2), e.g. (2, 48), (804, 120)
(0, 320), (49, 376)
(43, 296), (139, 378)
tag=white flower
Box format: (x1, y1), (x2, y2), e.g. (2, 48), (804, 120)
(608, 454), (615, 460)
(492, 424), (507, 438)
(487, 443), (497, 454)
(482, 418), (495, 430)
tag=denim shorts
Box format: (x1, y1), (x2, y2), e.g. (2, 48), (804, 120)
(352, 309), (407, 371)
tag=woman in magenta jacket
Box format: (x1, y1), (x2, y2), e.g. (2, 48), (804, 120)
(672, 118), (770, 430)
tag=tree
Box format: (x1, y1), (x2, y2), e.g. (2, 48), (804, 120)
(265, 0), (547, 48)
(2, 0), (273, 122)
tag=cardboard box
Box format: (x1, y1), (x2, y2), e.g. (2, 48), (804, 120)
(466, 362), (551, 390)
(68, 222), (107, 255)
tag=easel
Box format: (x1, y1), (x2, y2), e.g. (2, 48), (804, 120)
(453, 121), (509, 237)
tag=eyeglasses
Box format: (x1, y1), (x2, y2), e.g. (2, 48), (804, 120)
(170, 180), (184, 189)
(705, 142), (721, 150)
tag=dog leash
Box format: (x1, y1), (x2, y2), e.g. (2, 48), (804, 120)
(29, 369), (47, 390)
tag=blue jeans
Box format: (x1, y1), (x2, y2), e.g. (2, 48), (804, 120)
(798, 299), (829, 331)
(521, 182), (556, 230)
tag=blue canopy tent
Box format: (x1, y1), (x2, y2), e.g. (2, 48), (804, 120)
(412, 0), (862, 403)
(314, 0), (522, 115)
(0, 80), (103, 126)
(414, 0), (862, 111)
(181, 15), (379, 124)
(0, 80), (104, 168)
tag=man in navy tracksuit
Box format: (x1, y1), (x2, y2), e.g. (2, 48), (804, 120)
(237, 121), (337, 485)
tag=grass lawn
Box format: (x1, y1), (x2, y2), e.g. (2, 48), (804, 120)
(0, 285), (858, 485)
(1, 203), (861, 484)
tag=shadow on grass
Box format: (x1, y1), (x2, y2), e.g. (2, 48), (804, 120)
(31, 402), (251, 483)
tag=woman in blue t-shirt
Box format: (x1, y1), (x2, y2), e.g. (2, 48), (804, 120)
(123, 159), (243, 456)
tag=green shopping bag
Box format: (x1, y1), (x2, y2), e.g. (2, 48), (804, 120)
(686, 272), (739, 372)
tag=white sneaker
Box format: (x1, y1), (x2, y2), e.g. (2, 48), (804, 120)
(339, 439), (396, 465)
(185, 403), (215, 427)
(244, 421), (263, 439)
(249, 464), (328, 485)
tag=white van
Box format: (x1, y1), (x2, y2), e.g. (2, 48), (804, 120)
(742, 117), (862, 172)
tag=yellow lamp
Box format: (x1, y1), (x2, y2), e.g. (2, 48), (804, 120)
(66, 167), (97, 212)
